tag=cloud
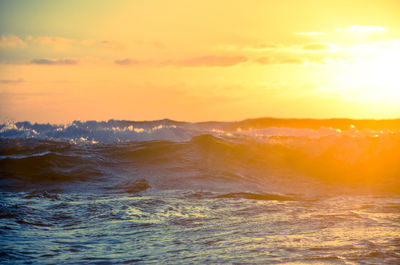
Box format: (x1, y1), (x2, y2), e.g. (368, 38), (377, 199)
(217, 42), (278, 52)
(256, 52), (346, 65)
(303, 43), (332, 51)
(166, 55), (248, 67)
(0, 78), (24, 84)
(343, 25), (387, 33)
(251, 43), (279, 50)
(31, 58), (79, 65)
(256, 56), (303, 65)
(0, 35), (27, 48)
(114, 56), (247, 67)
(98, 40), (125, 50)
(27, 36), (74, 50)
(26, 36), (127, 51)
(114, 59), (147, 66)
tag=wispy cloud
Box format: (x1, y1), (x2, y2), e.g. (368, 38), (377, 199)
(217, 42), (278, 52)
(256, 56), (303, 65)
(98, 40), (125, 50)
(27, 36), (74, 50)
(256, 53), (345, 65)
(303, 43), (332, 51)
(165, 55), (248, 67)
(343, 25), (387, 33)
(114, 56), (248, 67)
(114, 59), (148, 66)
(0, 78), (24, 84)
(23, 36), (129, 51)
(0, 35), (27, 48)
(31, 58), (79, 65)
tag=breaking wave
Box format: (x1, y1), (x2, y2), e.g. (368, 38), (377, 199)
(2, 118), (398, 144)
(1, 118), (400, 194)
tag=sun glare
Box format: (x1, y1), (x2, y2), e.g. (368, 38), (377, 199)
(367, 52), (400, 99)
(328, 44), (400, 105)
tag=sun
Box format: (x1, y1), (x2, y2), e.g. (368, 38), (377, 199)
(329, 45), (400, 104)
(366, 52), (400, 100)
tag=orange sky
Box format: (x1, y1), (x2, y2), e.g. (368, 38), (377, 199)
(1, 0), (400, 123)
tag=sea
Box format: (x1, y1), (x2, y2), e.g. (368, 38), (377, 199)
(1, 119), (399, 264)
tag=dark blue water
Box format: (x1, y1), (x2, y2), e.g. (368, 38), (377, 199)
(1, 120), (399, 264)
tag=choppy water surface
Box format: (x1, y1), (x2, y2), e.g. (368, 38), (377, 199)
(1, 119), (400, 264)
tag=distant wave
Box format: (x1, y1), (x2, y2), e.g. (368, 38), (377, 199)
(0, 120), (194, 143)
(1, 118), (399, 144)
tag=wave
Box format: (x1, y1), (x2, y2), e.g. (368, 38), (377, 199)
(215, 192), (295, 201)
(1, 118), (399, 144)
(0, 119), (195, 143)
(0, 147), (104, 191)
(1, 119), (400, 194)
(109, 178), (151, 193)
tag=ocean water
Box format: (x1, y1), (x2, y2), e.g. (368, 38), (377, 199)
(1, 119), (399, 264)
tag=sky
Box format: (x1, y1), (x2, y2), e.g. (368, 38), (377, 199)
(1, 0), (400, 123)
